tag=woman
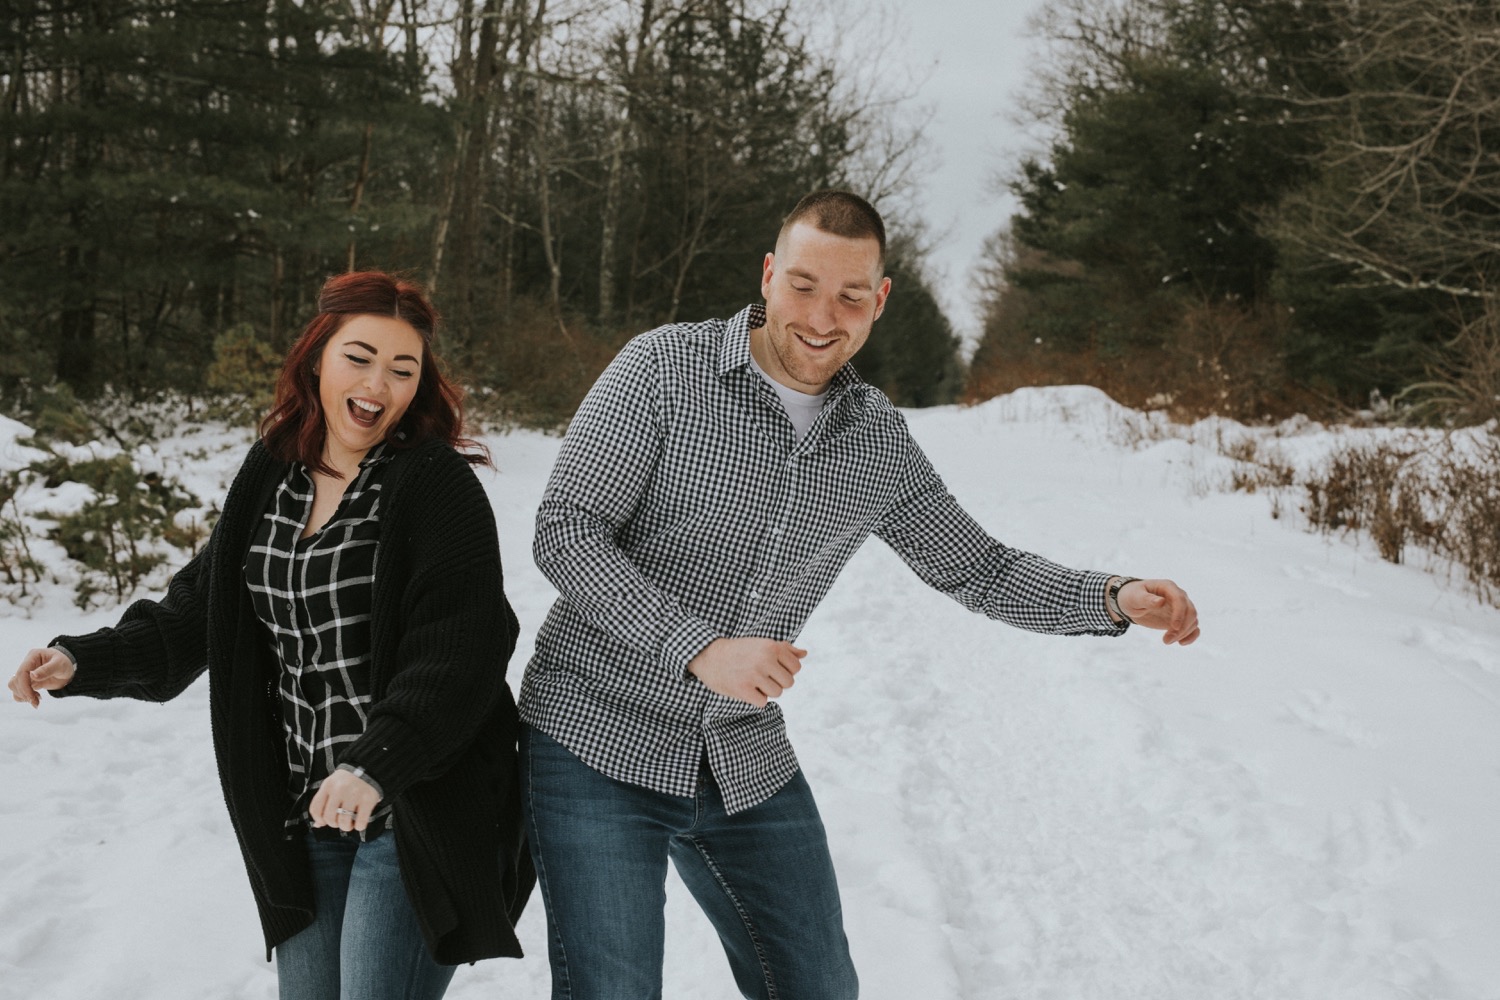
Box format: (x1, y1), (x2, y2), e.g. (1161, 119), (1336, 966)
(8, 271), (533, 999)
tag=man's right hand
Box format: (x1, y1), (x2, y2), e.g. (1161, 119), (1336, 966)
(9, 648), (76, 708)
(687, 637), (806, 708)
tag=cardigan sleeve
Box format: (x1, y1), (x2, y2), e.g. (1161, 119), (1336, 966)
(50, 538), (213, 703)
(336, 446), (520, 802)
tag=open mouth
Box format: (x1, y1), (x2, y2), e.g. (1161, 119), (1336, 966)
(347, 397), (384, 428)
(796, 332), (837, 351)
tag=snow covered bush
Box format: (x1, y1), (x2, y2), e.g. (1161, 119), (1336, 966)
(1, 387), (220, 612)
(39, 452), (203, 608)
(0, 471), (44, 601)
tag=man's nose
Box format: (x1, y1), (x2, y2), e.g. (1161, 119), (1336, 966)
(810, 294), (838, 334)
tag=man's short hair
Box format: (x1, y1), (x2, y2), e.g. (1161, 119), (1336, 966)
(779, 190), (886, 272)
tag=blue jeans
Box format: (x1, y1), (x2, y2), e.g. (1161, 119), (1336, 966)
(275, 830), (457, 1000)
(521, 725), (859, 1000)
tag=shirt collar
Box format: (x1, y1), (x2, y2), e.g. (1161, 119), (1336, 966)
(292, 439), (394, 486)
(716, 302), (865, 395)
(359, 440), (394, 469)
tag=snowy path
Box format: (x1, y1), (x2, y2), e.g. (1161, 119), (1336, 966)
(3, 389), (1498, 999)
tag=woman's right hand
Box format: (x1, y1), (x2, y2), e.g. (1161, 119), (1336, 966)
(9, 648), (76, 708)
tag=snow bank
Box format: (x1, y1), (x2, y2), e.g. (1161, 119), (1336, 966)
(2, 388), (1497, 999)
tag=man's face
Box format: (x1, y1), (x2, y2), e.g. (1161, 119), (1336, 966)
(754, 221), (891, 393)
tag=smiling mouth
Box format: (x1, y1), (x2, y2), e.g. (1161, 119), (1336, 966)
(796, 332), (837, 350)
(348, 398), (384, 428)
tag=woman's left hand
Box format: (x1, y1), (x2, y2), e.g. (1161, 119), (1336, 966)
(309, 770), (381, 834)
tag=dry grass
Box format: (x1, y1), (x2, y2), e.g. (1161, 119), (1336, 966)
(1296, 433), (1499, 604)
(1092, 400), (1498, 607)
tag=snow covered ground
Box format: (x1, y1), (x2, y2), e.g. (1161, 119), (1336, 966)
(2, 387), (1498, 1000)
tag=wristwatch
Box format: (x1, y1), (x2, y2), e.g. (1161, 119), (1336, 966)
(1105, 576), (1141, 624)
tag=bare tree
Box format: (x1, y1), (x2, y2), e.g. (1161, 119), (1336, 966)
(1273, 0), (1500, 300)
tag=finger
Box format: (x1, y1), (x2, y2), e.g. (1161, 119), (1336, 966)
(12, 650), (44, 706)
(777, 648), (804, 674)
(30, 665), (69, 690)
(768, 663), (796, 690)
(309, 784), (331, 827)
(336, 806), (357, 833)
(755, 675), (785, 700)
(790, 645), (808, 658)
(10, 668), (38, 707)
(1164, 586), (1190, 634)
(1168, 623), (1201, 646)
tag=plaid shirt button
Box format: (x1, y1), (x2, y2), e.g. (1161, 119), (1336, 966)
(246, 442), (396, 838)
(521, 304), (1125, 815)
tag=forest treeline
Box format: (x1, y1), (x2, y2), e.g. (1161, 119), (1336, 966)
(1, 0), (961, 424)
(968, 0), (1500, 425)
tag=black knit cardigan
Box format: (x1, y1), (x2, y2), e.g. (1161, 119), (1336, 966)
(54, 436), (534, 964)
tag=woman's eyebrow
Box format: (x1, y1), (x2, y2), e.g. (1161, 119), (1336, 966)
(342, 339), (419, 364)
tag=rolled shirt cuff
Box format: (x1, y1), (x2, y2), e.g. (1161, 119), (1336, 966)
(335, 762), (385, 801)
(659, 615), (721, 679)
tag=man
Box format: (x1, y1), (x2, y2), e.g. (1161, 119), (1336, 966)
(519, 190), (1199, 999)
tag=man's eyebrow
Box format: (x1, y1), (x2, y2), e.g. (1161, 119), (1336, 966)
(787, 267), (872, 291)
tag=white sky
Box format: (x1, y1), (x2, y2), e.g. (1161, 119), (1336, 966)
(864, 0), (1053, 348)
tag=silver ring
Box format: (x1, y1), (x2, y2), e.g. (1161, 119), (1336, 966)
(335, 808), (356, 817)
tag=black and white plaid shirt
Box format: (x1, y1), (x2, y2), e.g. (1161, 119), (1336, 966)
(245, 443), (394, 837)
(521, 304), (1124, 814)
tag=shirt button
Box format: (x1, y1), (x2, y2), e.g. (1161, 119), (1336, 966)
(749, 590), (760, 601)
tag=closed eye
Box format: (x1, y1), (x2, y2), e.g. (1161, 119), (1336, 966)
(391, 368), (415, 379)
(345, 353), (371, 365)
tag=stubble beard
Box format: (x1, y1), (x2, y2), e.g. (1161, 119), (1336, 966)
(770, 320), (847, 389)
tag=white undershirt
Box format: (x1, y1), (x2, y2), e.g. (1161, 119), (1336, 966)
(748, 353), (828, 443)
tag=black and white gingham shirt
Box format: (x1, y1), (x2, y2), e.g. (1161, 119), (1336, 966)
(245, 444), (394, 837)
(521, 304), (1125, 814)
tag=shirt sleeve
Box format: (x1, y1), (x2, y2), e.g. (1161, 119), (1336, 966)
(874, 435), (1125, 637)
(49, 540), (214, 701)
(532, 334), (721, 677)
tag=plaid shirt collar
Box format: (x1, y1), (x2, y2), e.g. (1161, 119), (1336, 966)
(289, 439), (395, 490)
(715, 303), (864, 398)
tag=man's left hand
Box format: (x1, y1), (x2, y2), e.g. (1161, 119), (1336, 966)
(1118, 579), (1200, 646)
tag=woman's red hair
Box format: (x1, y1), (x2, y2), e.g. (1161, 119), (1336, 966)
(260, 271), (489, 476)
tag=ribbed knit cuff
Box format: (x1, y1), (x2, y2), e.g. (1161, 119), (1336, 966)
(46, 633), (112, 698)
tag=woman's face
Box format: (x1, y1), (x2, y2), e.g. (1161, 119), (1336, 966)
(315, 314), (425, 471)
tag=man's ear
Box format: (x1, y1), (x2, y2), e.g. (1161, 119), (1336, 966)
(761, 252), (776, 298)
(872, 275), (892, 322)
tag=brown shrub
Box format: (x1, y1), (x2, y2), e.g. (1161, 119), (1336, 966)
(454, 296), (630, 430)
(966, 295), (1324, 423)
(1297, 433), (1498, 603)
